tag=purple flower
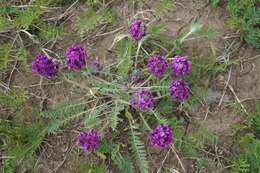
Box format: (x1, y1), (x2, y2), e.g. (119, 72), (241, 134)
(77, 129), (100, 152)
(91, 60), (103, 71)
(172, 55), (191, 76)
(129, 19), (146, 40)
(147, 54), (168, 78)
(66, 44), (87, 71)
(31, 54), (59, 78)
(170, 80), (190, 101)
(130, 70), (142, 83)
(130, 89), (154, 111)
(150, 125), (173, 149)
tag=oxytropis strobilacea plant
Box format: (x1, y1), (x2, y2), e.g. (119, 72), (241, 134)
(34, 18), (201, 173)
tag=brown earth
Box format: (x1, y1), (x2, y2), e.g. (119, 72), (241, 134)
(2, 0), (260, 173)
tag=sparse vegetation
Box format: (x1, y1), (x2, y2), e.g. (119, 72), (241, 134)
(0, 0), (259, 173)
(227, 0), (260, 47)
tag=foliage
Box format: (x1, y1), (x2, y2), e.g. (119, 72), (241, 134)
(83, 101), (109, 129)
(208, 0), (220, 6)
(149, 23), (167, 35)
(182, 127), (218, 158)
(0, 88), (27, 108)
(0, 88), (43, 172)
(0, 120), (44, 172)
(227, 0), (260, 47)
(76, 8), (116, 35)
(116, 38), (134, 76)
(14, 6), (43, 29)
(154, 0), (174, 18)
(111, 150), (134, 173)
(41, 100), (87, 134)
(231, 134), (260, 173)
(73, 160), (108, 173)
(38, 22), (65, 41)
(195, 158), (213, 171)
(0, 0), (248, 172)
(15, 46), (29, 67)
(0, 42), (12, 69)
(129, 124), (148, 173)
(109, 101), (125, 131)
(0, 15), (11, 31)
(231, 101), (260, 172)
(96, 139), (134, 173)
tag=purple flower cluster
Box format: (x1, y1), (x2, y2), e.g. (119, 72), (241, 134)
(31, 54), (59, 78)
(170, 80), (190, 101)
(77, 129), (100, 152)
(130, 89), (154, 111)
(32, 44), (88, 78)
(66, 44), (87, 71)
(129, 19), (146, 40)
(147, 54), (168, 78)
(172, 55), (191, 76)
(150, 125), (173, 149)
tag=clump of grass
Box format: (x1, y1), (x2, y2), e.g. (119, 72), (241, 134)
(208, 0), (220, 7)
(0, 88), (27, 108)
(0, 105), (44, 172)
(231, 101), (260, 173)
(227, 0), (260, 47)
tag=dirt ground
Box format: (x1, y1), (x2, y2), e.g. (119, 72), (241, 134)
(2, 0), (260, 173)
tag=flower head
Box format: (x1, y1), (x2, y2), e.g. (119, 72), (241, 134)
(77, 129), (100, 152)
(91, 59), (103, 71)
(147, 54), (168, 78)
(66, 44), (87, 71)
(170, 80), (190, 101)
(150, 125), (173, 149)
(129, 19), (146, 40)
(31, 54), (59, 78)
(130, 69), (142, 83)
(172, 55), (191, 76)
(130, 89), (154, 111)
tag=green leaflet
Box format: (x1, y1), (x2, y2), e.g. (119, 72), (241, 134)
(84, 102), (111, 129)
(149, 23), (167, 35)
(38, 22), (65, 41)
(0, 88), (27, 108)
(41, 100), (86, 134)
(129, 125), (148, 173)
(76, 8), (115, 35)
(117, 58), (133, 76)
(111, 149), (134, 173)
(0, 42), (12, 69)
(116, 38), (134, 76)
(0, 15), (11, 31)
(15, 46), (29, 68)
(97, 139), (134, 173)
(109, 101), (125, 131)
(15, 6), (42, 28)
